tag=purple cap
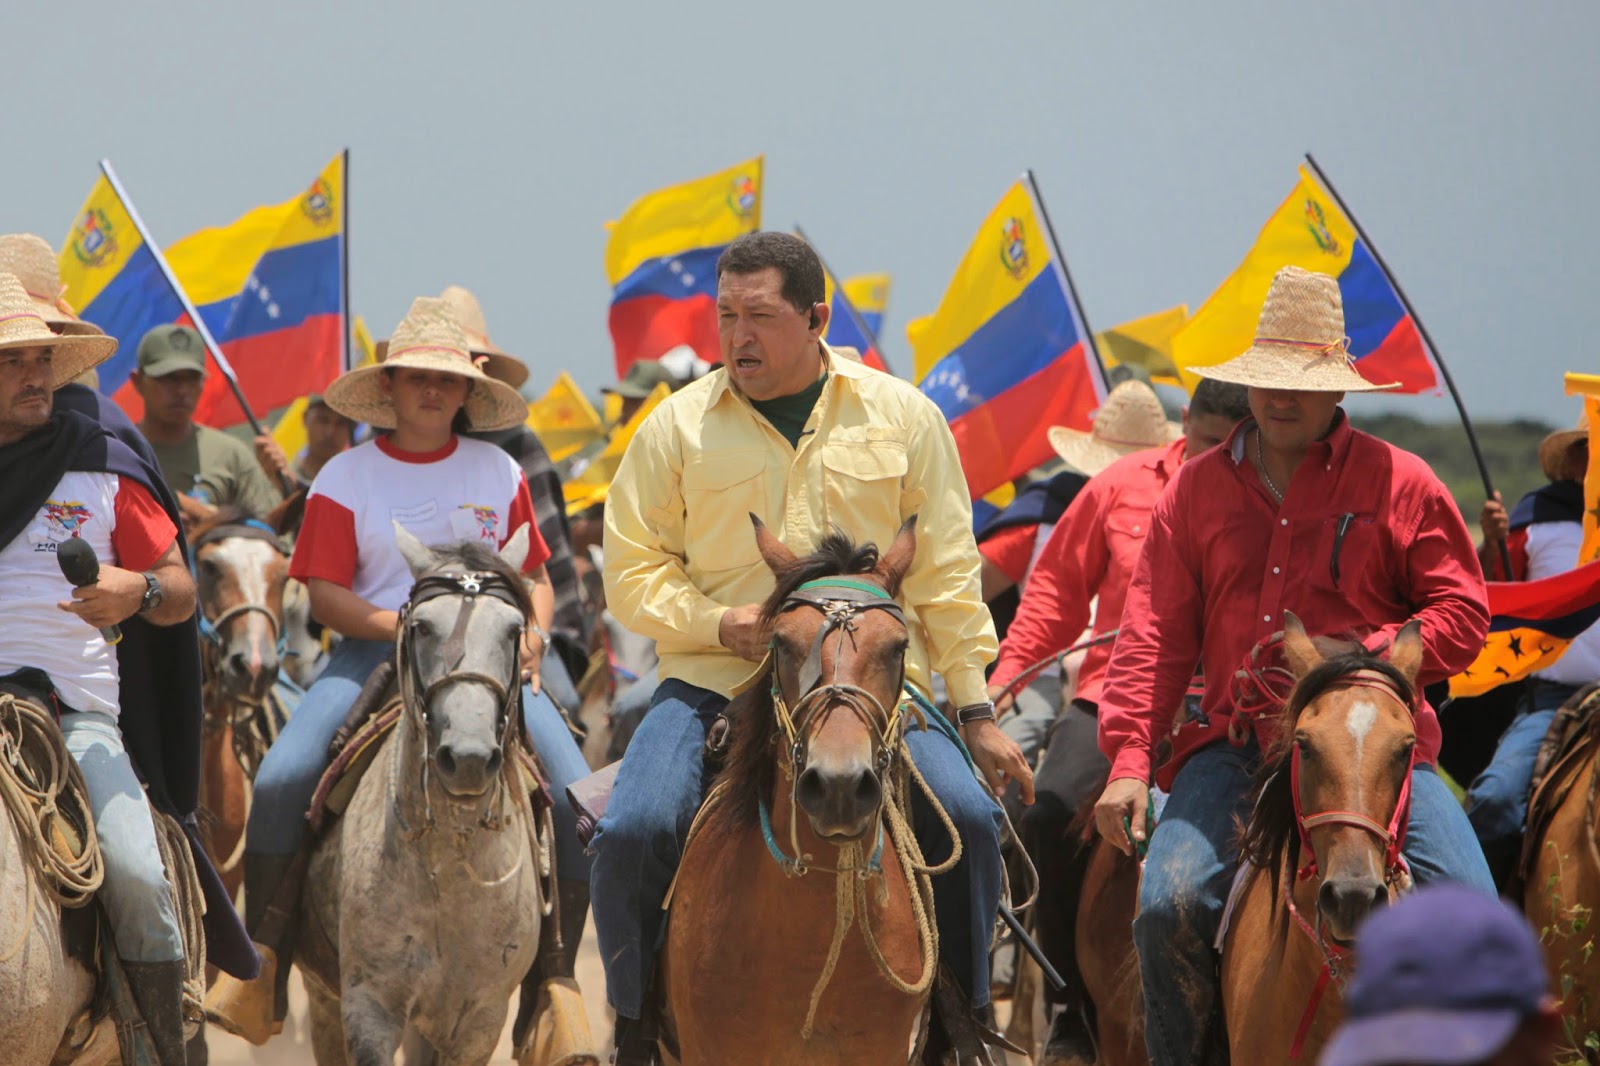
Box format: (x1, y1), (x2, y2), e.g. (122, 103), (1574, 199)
(1321, 884), (1547, 1066)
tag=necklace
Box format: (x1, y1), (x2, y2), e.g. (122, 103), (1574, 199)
(1255, 429), (1285, 503)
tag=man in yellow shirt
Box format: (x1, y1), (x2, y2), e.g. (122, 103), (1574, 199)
(597, 232), (1032, 1063)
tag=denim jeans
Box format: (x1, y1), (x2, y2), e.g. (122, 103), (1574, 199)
(605, 665), (659, 763)
(1133, 740), (1494, 1066)
(62, 710), (185, 963)
(1466, 678), (1580, 884)
(591, 679), (1004, 1019)
(248, 638), (590, 884)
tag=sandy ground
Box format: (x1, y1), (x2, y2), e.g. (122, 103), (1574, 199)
(205, 938), (613, 1064)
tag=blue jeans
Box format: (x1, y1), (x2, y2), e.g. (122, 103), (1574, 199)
(1466, 678), (1579, 884)
(248, 638), (591, 883)
(1133, 740), (1494, 1066)
(591, 679), (1004, 1019)
(62, 711), (186, 963)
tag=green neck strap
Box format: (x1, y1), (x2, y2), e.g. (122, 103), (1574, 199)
(793, 578), (888, 597)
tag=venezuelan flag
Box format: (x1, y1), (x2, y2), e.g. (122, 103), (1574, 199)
(843, 273), (890, 340)
(605, 157), (762, 377)
(1449, 559), (1600, 698)
(1173, 165), (1440, 395)
(824, 271), (890, 373)
(909, 177), (1105, 499)
(61, 154), (346, 428)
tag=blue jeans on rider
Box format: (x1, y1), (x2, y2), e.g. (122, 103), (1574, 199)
(591, 679), (1004, 1020)
(1465, 678), (1580, 885)
(1133, 738), (1494, 1066)
(540, 650), (581, 718)
(62, 710), (186, 963)
(248, 638), (591, 885)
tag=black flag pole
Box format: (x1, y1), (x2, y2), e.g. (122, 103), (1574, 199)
(1302, 153), (1511, 579)
(1025, 169), (1113, 395)
(793, 223), (895, 376)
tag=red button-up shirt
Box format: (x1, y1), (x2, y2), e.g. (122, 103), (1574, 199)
(992, 438), (1185, 705)
(1098, 414), (1489, 790)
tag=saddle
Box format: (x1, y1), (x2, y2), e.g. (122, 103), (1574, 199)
(1517, 683), (1600, 895)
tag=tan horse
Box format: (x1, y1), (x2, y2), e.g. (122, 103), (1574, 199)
(661, 518), (935, 1065)
(1220, 614), (1423, 1064)
(190, 510), (293, 903)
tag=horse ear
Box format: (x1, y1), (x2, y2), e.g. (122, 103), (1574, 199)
(1388, 619), (1425, 687)
(394, 521), (437, 577)
(1281, 610), (1324, 679)
(880, 515), (918, 597)
(499, 523), (531, 572)
(752, 514), (797, 573)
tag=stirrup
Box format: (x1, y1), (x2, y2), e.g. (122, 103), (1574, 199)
(610, 1013), (661, 1066)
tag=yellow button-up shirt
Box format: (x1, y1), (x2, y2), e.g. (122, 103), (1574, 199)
(602, 346), (997, 707)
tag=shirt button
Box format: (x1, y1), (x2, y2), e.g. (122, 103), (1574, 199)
(1264, 614), (1272, 622)
(1280, 518), (1288, 526)
(1273, 566), (1280, 574)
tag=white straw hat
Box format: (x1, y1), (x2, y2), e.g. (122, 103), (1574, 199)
(374, 285), (529, 390)
(0, 234), (104, 337)
(324, 296), (527, 431)
(1193, 266), (1400, 393)
(0, 272), (116, 388)
(1047, 380), (1182, 476)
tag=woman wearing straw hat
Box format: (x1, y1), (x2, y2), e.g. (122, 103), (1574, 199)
(1465, 412), (1594, 887)
(1089, 266), (1494, 1066)
(207, 298), (594, 1053)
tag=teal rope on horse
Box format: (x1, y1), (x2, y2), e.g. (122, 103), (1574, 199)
(758, 794), (885, 877)
(903, 686), (975, 773)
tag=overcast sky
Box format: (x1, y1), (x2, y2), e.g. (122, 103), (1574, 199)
(11, 1), (1596, 425)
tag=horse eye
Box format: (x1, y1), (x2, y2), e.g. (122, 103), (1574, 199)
(1294, 735), (1314, 758)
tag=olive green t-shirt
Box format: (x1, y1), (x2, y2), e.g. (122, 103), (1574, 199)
(150, 425), (282, 518)
(749, 373), (828, 450)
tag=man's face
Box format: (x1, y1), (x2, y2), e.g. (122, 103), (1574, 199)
(1181, 409), (1241, 460)
(0, 346), (54, 442)
(717, 267), (827, 402)
(1249, 387), (1344, 453)
(303, 404), (354, 460)
(382, 367), (470, 435)
(134, 368), (204, 430)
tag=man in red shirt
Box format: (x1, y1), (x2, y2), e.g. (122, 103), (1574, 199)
(985, 376), (1249, 1059)
(1092, 267), (1494, 1066)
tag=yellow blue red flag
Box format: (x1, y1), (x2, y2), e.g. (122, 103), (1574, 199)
(605, 157), (762, 377)
(843, 273), (890, 340)
(1449, 560), (1600, 698)
(908, 176), (1105, 499)
(1172, 165), (1440, 395)
(822, 269), (891, 373)
(61, 153), (347, 428)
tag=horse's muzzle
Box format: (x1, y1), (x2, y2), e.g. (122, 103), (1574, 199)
(1317, 875), (1387, 943)
(435, 740), (503, 798)
(223, 647), (279, 700)
(796, 764), (882, 841)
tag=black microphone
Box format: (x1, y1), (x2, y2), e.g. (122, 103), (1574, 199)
(56, 538), (122, 646)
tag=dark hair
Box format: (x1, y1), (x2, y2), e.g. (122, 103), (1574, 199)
(716, 232), (826, 315)
(1190, 378), (1251, 423)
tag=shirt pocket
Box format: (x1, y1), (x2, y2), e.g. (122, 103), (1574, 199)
(1311, 510), (1385, 597)
(682, 452), (768, 571)
(821, 441), (909, 546)
(1103, 511), (1151, 571)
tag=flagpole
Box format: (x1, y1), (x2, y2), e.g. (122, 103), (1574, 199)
(793, 224), (894, 376)
(97, 161), (269, 438)
(340, 147), (351, 373)
(1303, 153), (1511, 576)
(1025, 169), (1112, 394)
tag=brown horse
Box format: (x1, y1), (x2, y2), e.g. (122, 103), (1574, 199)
(660, 518), (936, 1065)
(1523, 683), (1600, 1055)
(190, 510), (293, 901)
(1220, 614), (1423, 1063)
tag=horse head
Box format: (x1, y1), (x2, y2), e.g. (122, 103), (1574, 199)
(1274, 611), (1424, 944)
(752, 515), (916, 846)
(394, 522), (530, 800)
(191, 508), (290, 705)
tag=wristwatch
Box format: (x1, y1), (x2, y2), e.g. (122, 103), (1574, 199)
(954, 701), (998, 728)
(139, 573), (164, 616)
(530, 625), (552, 652)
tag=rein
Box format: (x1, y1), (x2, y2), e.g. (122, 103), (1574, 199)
(192, 521), (290, 659)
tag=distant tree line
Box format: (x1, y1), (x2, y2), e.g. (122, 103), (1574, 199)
(1350, 413), (1558, 522)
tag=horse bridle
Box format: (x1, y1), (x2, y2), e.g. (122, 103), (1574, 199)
(191, 521), (289, 658)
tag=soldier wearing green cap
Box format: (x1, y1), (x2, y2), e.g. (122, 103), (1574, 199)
(132, 325), (281, 524)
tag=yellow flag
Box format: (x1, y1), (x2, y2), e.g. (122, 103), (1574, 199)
(1097, 305), (1189, 387)
(603, 391), (625, 427)
(271, 396), (311, 466)
(1565, 372), (1600, 565)
(562, 383), (671, 515)
(527, 372), (606, 463)
(352, 315), (377, 369)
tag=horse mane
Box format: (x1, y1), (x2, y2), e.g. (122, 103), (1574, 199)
(189, 505), (256, 544)
(424, 540), (534, 622)
(716, 529), (889, 830)
(1235, 650), (1416, 903)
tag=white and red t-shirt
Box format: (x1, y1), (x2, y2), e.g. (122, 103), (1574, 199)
(290, 435), (550, 613)
(0, 471), (175, 716)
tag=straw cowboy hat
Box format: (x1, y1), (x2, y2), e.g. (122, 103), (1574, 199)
(1539, 414), (1589, 482)
(1048, 380), (1182, 476)
(325, 296), (526, 431)
(0, 234), (104, 337)
(0, 272), (116, 388)
(1194, 265), (1400, 393)
(375, 285), (529, 390)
